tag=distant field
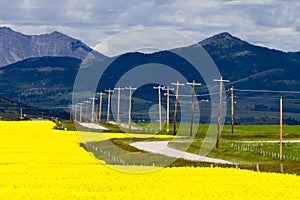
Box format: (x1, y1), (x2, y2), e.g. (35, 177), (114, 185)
(59, 121), (300, 138)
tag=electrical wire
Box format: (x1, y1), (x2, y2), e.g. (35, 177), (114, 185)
(234, 88), (300, 94)
(168, 89), (230, 97)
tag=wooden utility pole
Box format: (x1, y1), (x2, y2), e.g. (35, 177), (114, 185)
(231, 86), (234, 134)
(74, 105), (77, 121)
(213, 76), (229, 148)
(78, 103), (84, 122)
(89, 97), (97, 122)
(95, 106), (99, 123)
(98, 92), (105, 122)
(83, 100), (91, 122)
(20, 108), (23, 120)
(105, 89), (114, 123)
(114, 87), (125, 124)
(162, 86), (174, 132)
(125, 86), (136, 130)
(171, 81), (185, 135)
(153, 85), (164, 131)
(186, 80), (201, 137)
(280, 96), (283, 160)
(69, 105), (72, 121)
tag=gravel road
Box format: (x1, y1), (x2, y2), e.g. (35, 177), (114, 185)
(130, 141), (234, 164)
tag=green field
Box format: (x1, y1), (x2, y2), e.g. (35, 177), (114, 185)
(58, 121), (300, 174)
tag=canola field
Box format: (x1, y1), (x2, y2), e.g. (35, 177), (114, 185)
(0, 121), (299, 199)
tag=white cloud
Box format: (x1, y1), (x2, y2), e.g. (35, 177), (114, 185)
(224, 0), (276, 6)
(0, 0), (299, 52)
(94, 27), (196, 56)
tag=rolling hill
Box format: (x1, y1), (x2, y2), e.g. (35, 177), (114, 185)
(0, 56), (81, 109)
(199, 32), (300, 91)
(0, 96), (69, 120)
(1, 30), (300, 123)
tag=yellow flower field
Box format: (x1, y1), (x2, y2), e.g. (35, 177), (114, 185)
(0, 121), (299, 199)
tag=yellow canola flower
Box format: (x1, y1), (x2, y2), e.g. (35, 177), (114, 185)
(0, 121), (299, 200)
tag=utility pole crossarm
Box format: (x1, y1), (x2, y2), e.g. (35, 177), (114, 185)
(186, 82), (202, 86)
(114, 87), (125, 90)
(213, 77), (230, 83)
(124, 86), (135, 89)
(171, 82), (185, 86)
(105, 89), (115, 93)
(114, 87), (125, 92)
(162, 87), (175, 91)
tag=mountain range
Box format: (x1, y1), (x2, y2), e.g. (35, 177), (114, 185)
(1, 27), (300, 123)
(0, 27), (106, 67)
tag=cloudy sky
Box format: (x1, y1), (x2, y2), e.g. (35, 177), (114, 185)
(1, 0), (300, 52)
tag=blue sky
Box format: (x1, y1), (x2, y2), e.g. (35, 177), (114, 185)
(0, 0), (299, 52)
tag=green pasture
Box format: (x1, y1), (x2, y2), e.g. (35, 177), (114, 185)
(58, 120), (300, 174)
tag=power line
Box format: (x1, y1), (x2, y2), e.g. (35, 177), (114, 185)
(168, 90), (231, 97)
(234, 88), (300, 94)
(234, 96), (279, 100)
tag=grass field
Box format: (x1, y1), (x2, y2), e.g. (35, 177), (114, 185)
(0, 120), (300, 199)
(64, 121), (300, 174)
